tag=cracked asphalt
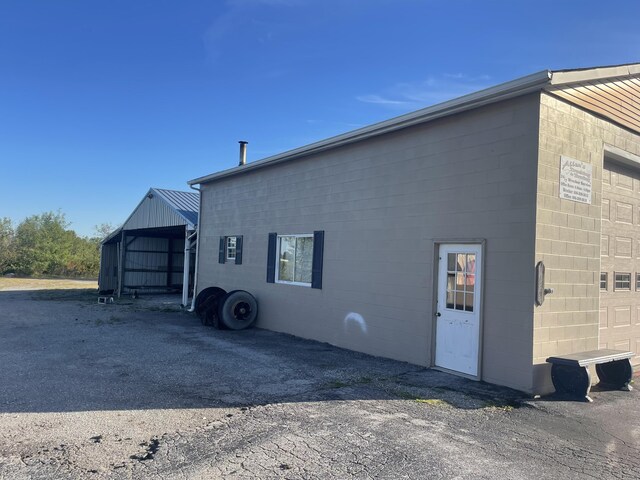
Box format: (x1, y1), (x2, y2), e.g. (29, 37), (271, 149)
(0, 288), (638, 479)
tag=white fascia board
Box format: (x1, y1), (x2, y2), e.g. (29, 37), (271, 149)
(189, 70), (552, 186)
(550, 63), (640, 86)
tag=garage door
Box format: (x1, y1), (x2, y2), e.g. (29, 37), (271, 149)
(600, 160), (640, 364)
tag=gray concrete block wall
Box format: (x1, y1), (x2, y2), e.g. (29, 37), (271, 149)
(533, 93), (640, 394)
(197, 94), (540, 392)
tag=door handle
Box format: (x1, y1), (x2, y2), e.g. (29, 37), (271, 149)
(435, 312), (441, 317)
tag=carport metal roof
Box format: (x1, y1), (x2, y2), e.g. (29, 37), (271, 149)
(103, 188), (199, 244)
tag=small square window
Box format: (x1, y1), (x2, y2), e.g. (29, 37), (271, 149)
(614, 273), (631, 290)
(226, 236), (237, 261)
(600, 272), (608, 290)
(636, 273), (640, 291)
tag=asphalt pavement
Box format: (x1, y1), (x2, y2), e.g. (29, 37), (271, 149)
(0, 289), (638, 479)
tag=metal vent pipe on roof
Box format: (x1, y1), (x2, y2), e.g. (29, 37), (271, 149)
(239, 140), (248, 166)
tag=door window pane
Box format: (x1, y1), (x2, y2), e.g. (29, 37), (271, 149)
(447, 253), (456, 271)
(446, 289), (454, 309)
(444, 251), (476, 312)
(454, 291), (463, 311)
(464, 293), (474, 312)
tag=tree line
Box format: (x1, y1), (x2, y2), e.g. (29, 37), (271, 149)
(0, 211), (112, 278)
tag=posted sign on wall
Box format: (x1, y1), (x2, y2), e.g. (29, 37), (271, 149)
(559, 156), (592, 204)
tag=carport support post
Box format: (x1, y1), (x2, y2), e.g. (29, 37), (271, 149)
(181, 226), (191, 307)
(118, 230), (127, 298)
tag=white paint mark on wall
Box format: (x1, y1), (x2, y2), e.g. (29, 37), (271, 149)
(344, 312), (368, 335)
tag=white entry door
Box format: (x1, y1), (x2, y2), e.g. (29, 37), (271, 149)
(435, 244), (482, 377)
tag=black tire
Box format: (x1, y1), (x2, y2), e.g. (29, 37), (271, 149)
(218, 290), (258, 330)
(194, 287), (227, 326)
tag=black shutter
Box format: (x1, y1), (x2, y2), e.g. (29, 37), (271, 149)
(311, 230), (324, 289)
(218, 237), (226, 264)
(235, 236), (243, 265)
(266, 232), (277, 283)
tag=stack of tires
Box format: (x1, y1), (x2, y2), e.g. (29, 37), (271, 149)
(194, 287), (258, 330)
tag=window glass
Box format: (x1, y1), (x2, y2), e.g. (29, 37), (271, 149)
(445, 252), (475, 312)
(278, 236), (296, 282)
(226, 236), (237, 260)
(277, 235), (313, 285)
(615, 273), (631, 290)
(446, 273), (455, 308)
(600, 272), (607, 290)
(447, 253), (456, 272)
(294, 236), (313, 283)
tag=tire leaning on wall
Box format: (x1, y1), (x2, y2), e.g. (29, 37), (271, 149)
(217, 290), (258, 330)
(194, 287), (227, 327)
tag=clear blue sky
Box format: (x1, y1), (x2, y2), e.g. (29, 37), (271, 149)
(1, 0), (638, 237)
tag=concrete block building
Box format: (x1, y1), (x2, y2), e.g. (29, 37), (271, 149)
(188, 63), (640, 394)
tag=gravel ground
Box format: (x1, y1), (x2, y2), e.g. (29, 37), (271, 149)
(0, 288), (638, 479)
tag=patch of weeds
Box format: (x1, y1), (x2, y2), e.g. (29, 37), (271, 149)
(415, 398), (451, 407)
(394, 390), (451, 407)
(482, 400), (518, 411)
(394, 390), (417, 400)
(431, 386), (451, 394)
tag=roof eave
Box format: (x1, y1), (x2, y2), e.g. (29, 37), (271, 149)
(549, 63), (640, 86)
(151, 188), (198, 228)
(188, 69), (552, 186)
(101, 226), (123, 245)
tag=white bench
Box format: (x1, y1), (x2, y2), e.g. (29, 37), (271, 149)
(546, 349), (634, 402)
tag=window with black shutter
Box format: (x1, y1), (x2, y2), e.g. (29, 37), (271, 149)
(219, 236), (243, 265)
(267, 231), (324, 288)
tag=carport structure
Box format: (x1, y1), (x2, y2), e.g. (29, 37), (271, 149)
(98, 188), (199, 305)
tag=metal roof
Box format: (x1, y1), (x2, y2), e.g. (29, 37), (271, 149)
(102, 188), (199, 244)
(189, 62), (640, 187)
(153, 188), (199, 226)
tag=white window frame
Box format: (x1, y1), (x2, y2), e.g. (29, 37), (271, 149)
(275, 234), (313, 287)
(226, 236), (237, 261)
(614, 272), (631, 291)
(600, 272), (608, 291)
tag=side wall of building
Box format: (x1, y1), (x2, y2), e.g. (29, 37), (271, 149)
(533, 92), (640, 393)
(99, 242), (119, 293)
(198, 94), (541, 392)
